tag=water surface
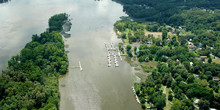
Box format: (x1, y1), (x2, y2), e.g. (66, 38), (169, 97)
(0, 0), (141, 110)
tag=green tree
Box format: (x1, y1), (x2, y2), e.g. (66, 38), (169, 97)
(171, 99), (181, 110)
(134, 46), (137, 55)
(208, 57), (212, 63)
(186, 75), (195, 83)
(126, 45), (132, 52)
(153, 95), (166, 110)
(168, 94), (173, 101)
(198, 100), (210, 110)
(162, 30), (168, 41)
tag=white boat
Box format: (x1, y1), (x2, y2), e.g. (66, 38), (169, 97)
(108, 63), (111, 67)
(131, 86), (141, 104)
(115, 63), (119, 67)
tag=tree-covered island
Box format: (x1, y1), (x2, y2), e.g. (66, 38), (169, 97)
(0, 13), (69, 110)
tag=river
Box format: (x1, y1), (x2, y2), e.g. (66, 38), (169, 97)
(0, 0), (141, 110)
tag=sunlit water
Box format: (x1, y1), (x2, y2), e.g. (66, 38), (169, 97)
(0, 0), (141, 110)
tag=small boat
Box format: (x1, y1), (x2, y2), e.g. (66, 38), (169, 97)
(108, 63), (111, 67)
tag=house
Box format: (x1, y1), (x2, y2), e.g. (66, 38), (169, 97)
(194, 99), (199, 104)
(197, 43), (203, 48)
(145, 42), (152, 44)
(200, 56), (207, 59)
(194, 74), (199, 79)
(188, 45), (195, 50)
(213, 77), (219, 81)
(136, 47), (140, 53)
(198, 48), (202, 51)
(176, 59), (180, 63)
(188, 41), (192, 45)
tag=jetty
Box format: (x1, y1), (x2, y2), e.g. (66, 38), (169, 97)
(79, 61), (83, 71)
(71, 61), (83, 71)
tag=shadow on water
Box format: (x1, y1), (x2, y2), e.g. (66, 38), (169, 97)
(61, 20), (72, 38)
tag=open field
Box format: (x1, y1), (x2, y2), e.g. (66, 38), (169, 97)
(145, 31), (162, 39)
(213, 58), (220, 64)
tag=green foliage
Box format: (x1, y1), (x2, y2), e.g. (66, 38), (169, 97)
(113, 0), (220, 32)
(140, 63), (154, 73)
(0, 13), (69, 109)
(126, 45), (132, 52)
(141, 104), (146, 109)
(162, 30), (168, 41)
(168, 94), (173, 101)
(208, 57), (212, 63)
(171, 99), (195, 110)
(115, 1), (220, 109)
(198, 100), (210, 110)
(146, 24), (160, 32)
(49, 13), (68, 32)
(114, 20), (148, 43)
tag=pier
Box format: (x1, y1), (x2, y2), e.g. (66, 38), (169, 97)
(71, 61), (83, 71)
(79, 61), (83, 71)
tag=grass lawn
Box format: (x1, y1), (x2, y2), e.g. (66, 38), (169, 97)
(140, 61), (157, 73)
(213, 58), (220, 64)
(164, 88), (172, 110)
(141, 61), (158, 68)
(160, 85), (164, 91)
(140, 62), (155, 73)
(145, 31), (162, 39)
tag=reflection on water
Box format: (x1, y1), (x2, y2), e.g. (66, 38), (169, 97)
(0, 0), (10, 4)
(0, 0), (142, 110)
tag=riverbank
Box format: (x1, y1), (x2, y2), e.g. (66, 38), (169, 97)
(114, 18), (220, 110)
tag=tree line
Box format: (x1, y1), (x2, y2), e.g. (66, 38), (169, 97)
(113, 0), (220, 59)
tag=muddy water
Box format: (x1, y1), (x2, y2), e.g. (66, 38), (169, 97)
(0, 0), (141, 110)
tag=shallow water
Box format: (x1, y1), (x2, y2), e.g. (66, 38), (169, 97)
(0, 0), (141, 110)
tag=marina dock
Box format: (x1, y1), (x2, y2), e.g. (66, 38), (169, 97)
(104, 42), (122, 67)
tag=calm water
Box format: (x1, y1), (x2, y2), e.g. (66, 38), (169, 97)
(0, 0), (141, 110)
